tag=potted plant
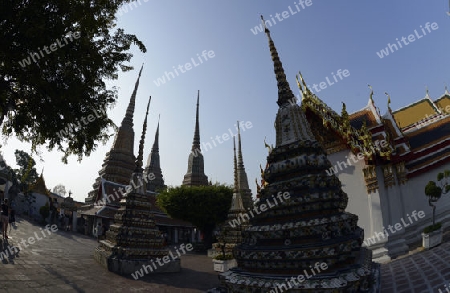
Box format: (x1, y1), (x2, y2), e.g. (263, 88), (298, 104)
(423, 170), (450, 248)
(212, 226), (237, 272)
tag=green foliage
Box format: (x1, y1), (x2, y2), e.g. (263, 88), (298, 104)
(423, 222), (442, 234)
(157, 184), (233, 233)
(39, 203), (50, 221)
(213, 254), (234, 261)
(425, 181), (442, 200)
(0, 0), (146, 162)
(157, 184), (233, 249)
(13, 149), (39, 191)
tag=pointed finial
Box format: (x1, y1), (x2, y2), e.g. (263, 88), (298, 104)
(385, 92), (391, 111)
(426, 86), (429, 96)
(445, 84), (449, 95)
(237, 121), (245, 168)
(296, 74), (303, 93)
(191, 91), (201, 151)
(233, 136), (238, 193)
(260, 15), (270, 34)
(368, 84), (374, 102)
(135, 96), (151, 172)
(123, 64), (144, 127)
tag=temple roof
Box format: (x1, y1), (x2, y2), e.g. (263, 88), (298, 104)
(405, 116), (450, 151)
(392, 98), (438, 128)
(31, 174), (50, 196)
(349, 108), (378, 129)
(435, 95), (450, 112)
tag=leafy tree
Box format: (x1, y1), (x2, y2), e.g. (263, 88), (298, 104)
(13, 150), (39, 192)
(0, 0), (146, 162)
(157, 184), (233, 248)
(425, 170), (450, 226)
(52, 184), (66, 197)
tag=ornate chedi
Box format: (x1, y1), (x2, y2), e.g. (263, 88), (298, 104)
(214, 137), (248, 255)
(144, 118), (166, 192)
(182, 91), (209, 186)
(85, 66), (143, 204)
(219, 17), (380, 292)
(94, 97), (180, 275)
(236, 122), (253, 210)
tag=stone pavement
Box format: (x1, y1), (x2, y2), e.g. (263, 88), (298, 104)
(381, 241), (450, 293)
(0, 217), (220, 292)
(1, 217), (450, 292)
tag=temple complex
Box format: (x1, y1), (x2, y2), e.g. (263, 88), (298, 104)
(300, 74), (450, 262)
(94, 97), (180, 274)
(236, 123), (253, 210)
(144, 118), (166, 192)
(79, 67), (192, 242)
(219, 18), (380, 292)
(182, 91), (209, 186)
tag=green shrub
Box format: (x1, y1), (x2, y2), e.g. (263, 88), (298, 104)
(214, 254), (234, 261)
(423, 222), (442, 234)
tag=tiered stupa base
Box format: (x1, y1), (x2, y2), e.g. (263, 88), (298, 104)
(94, 243), (180, 275)
(93, 176), (181, 275)
(219, 247), (380, 292)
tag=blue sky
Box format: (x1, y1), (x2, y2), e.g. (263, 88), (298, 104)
(2, 0), (450, 202)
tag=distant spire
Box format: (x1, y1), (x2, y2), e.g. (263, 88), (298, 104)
(445, 84), (449, 95)
(135, 96), (151, 173)
(192, 90), (200, 151)
(229, 136), (245, 212)
(182, 92), (208, 186)
(153, 116), (160, 153)
(261, 15), (296, 107)
(237, 121), (244, 169)
(123, 64), (143, 128)
(233, 137), (239, 193)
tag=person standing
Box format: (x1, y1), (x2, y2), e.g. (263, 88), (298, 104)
(1, 199), (10, 239)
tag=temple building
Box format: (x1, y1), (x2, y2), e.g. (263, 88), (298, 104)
(219, 18), (380, 292)
(94, 97), (180, 274)
(236, 123), (253, 210)
(300, 81), (450, 262)
(182, 91), (209, 186)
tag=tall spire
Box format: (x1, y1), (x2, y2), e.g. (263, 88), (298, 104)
(236, 121), (253, 210)
(261, 16), (296, 107)
(135, 96), (151, 173)
(122, 64), (143, 128)
(182, 92), (208, 186)
(192, 90), (201, 151)
(233, 137), (239, 193)
(230, 137), (245, 212)
(153, 116), (160, 154)
(145, 115), (166, 193)
(261, 15), (316, 146)
(85, 66), (143, 204)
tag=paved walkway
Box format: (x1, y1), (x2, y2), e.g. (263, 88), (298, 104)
(381, 242), (450, 293)
(0, 217), (220, 292)
(2, 217), (450, 292)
